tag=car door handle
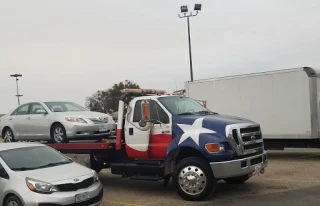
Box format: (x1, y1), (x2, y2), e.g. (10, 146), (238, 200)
(129, 128), (133, 135)
(27, 117), (31, 120)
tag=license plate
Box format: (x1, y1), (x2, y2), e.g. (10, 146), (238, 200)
(253, 163), (262, 176)
(99, 125), (108, 132)
(75, 192), (90, 203)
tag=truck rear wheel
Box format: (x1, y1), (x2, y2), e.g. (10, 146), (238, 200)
(224, 175), (250, 184)
(173, 157), (216, 201)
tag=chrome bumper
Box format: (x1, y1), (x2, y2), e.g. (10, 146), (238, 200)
(210, 151), (268, 179)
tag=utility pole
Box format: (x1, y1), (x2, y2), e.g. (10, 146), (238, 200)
(178, 4), (202, 82)
(10, 74), (23, 105)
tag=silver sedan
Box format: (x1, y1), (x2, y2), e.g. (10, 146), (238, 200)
(0, 142), (103, 206)
(0, 101), (116, 143)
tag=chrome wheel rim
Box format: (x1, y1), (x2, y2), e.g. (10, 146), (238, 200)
(54, 127), (64, 142)
(178, 165), (207, 196)
(8, 201), (19, 206)
(5, 130), (13, 142)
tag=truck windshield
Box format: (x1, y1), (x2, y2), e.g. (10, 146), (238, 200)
(158, 96), (214, 116)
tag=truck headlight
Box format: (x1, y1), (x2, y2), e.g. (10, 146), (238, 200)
(205, 143), (225, 153)
(26, 177), (58, 194)
(65, 117), (87, 123)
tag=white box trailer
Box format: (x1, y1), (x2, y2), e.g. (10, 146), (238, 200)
(184, 67), (320, 150)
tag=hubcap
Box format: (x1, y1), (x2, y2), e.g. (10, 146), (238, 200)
(5, 131), (13, 142)
(178, 165), (207, 196)
(54, 127), (64, 142)
(8, 201), (19, 206)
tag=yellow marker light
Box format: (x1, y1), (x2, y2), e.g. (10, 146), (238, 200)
(205, 143), (225, 153)
(27, 182), (35, 191)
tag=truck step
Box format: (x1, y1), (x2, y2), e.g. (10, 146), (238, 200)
(130, 176), (163, 181)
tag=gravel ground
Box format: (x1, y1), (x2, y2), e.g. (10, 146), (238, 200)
(2, 137), (320, 206)
(92, 149), (320, 206)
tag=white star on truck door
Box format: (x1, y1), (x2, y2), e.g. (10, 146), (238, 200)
(177, 117), (216, 146)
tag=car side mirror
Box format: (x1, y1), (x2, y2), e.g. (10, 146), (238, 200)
(0, 168), (9, 179)
(36, 109), (47, 114)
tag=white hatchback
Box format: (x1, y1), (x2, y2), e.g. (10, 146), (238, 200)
(0, 142), (103, 206)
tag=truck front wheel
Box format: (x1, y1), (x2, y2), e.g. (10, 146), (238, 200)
(224, 175), (249, 184)
(173, 157), (216, 201)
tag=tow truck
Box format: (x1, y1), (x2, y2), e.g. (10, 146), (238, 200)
(46, 89), (268, 201)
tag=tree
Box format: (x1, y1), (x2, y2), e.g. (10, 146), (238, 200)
(85, 80), (140, 114)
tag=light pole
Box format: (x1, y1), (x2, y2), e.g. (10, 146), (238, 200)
(178, 4), (202, 82)
(10, 74), (23, 105)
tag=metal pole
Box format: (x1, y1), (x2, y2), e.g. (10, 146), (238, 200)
(16, 78), (20, 105)
(187, 17), (193, 82)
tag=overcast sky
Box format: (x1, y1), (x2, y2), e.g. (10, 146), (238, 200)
(1, 0), (320, 113)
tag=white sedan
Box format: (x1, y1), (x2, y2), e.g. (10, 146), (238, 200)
(0, 101), (116, 143)
(0, 142), (103, 206)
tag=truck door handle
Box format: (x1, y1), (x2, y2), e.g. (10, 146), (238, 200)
(129, 128), (133, 135)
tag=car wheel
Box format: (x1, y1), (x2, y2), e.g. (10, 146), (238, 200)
(224, 175), (250, 184)
(51, 124), (68, 143)
(3, 128), (15, 143)
(172, 157), (216, 201)
(5, 195), (23, 206)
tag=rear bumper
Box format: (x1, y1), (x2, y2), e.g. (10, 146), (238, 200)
(64, 123), (116, 140)
(210, 151), (268, 179)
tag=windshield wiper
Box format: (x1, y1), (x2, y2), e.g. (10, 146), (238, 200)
(33, 161), (71, 169)
(11, 167), (38, 171)
(197, 111), (218, 115)
(177, 112), (195, 116)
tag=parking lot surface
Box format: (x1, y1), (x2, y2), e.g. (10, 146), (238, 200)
(78, 149), (320, 206)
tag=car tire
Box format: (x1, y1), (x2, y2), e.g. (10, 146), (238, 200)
(3, 128), (16, 143)
(224, 175), (250, 184)
(172, 157), (216, 201)
(5, 195), (23, 206)
(51, 124), (68, 143)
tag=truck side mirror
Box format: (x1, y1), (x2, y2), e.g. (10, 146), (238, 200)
(141, 100), (150, 120)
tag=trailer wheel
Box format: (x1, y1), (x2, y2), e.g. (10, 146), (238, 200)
(224, 175), (250, 184)
(173, 157), (216, 201)
(85, 153), (103, 173)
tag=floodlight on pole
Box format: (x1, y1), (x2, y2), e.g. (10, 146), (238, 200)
(178, 4), (202, 82)
(10, 74), (23, 105)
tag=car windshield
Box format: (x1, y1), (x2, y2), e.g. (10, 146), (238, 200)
(0, 146), (72, 171)
(44, 101), (87, 112)
(158, 96), (214, 116)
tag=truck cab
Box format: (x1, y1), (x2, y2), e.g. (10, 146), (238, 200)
(110, 89), (268, 200)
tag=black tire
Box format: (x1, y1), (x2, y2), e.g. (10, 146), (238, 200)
(3, 128), (16, 143)
(172, 157), (216, 201)
(5, 195), (23, 206)
(224, 175), (250, 184)
(50, 124), (68, 143)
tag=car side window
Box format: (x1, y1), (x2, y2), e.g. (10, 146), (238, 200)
(15, 104), (30, 116)
(0, 163), (9, 179)
(132, 100), (169, 124)
(30, 103), (45, 114)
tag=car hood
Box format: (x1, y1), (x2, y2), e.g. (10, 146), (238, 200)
(55, 111), (109, 118)
(15, 162), (93, 183)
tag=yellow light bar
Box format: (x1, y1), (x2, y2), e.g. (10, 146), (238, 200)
(121, 89), (166, 95)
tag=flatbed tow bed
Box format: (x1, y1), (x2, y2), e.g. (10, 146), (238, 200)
(47, 141), (112, 153)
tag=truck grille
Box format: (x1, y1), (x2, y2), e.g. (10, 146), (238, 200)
(87, 117), (109, 124)
(228, 125), (264, 156)
(55, 177), (94, 192)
